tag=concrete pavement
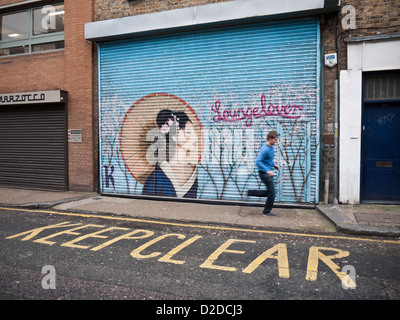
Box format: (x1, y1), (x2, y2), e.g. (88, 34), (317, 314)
(0, 187), (399, 237)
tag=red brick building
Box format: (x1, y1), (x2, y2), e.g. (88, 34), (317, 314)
(0, 0), (95, 191)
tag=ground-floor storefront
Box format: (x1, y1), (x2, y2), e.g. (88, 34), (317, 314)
(0, 90), (68, 191)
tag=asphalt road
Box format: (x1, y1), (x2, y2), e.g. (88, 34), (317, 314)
(0, 206), (399, 305)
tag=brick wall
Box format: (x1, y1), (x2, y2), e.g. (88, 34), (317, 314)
(64, 0), (95, 191)
(0, 0), (95, 192)
(95, 0), (230, 21)
(0, 0), (20, 5)
(0, 51), (65, 92)
(321, 13), (338, 203)
(339, 0), (400, 70)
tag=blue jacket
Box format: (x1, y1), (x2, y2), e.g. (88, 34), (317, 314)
(256, 143), (275, 173)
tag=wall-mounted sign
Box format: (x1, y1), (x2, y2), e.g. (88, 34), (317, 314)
(68, 129), (82, 143)
(0, 90), (67, 106)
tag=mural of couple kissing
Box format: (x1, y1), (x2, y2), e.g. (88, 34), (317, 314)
(120, 93), (203, 199)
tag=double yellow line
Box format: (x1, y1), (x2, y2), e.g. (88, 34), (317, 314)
(1, 206), (399, 245)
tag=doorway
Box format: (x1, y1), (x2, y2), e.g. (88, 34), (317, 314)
(361, 72), (400, 203)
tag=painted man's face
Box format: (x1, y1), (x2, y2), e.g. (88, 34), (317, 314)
(176, 122), (198, 151)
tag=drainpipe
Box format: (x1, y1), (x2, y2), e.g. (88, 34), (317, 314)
(333, 79), (339, 204)
(324, 173), (330, 204)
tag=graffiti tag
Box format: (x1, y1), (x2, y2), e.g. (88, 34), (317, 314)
(103, 165), (116, 190)
(211, 93), (304, 127)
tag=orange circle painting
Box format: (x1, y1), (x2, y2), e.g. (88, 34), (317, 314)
(119, 93), (203, 198)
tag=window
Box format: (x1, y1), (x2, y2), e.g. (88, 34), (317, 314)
(0, 11), (28, 41)
(33, 4), (64, 36)
(0, 3), (64, 57)
(364, 72), (400, 101)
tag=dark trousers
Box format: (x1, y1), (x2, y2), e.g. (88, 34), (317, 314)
(259, 171), (276, 214)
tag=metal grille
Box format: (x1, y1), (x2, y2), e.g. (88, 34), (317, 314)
(98, 18), (321, 204)
(0, 104), (67, 190)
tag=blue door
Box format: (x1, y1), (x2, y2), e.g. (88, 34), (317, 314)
(361, 102), (400, 202)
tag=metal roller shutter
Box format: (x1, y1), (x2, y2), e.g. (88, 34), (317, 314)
(0, 104), (67, 191)
(98, 18), (321, 204)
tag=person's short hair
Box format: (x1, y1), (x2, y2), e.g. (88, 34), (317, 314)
(267, 131), (278, 140)
(174, 111), (192, 130)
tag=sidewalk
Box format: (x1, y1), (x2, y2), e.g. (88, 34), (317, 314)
(0, 187), (399, 238)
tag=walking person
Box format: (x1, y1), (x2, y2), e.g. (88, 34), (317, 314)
(256, 131), (279, 216)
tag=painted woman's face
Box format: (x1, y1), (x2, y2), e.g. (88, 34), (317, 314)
(176, 122), (198, 151)
(160, 118), (174, 134)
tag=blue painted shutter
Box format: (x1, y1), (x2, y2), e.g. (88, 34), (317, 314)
(98, 18), (321, 204)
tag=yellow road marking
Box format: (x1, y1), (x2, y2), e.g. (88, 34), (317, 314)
(200, 238), (256, 272)
(1, 206), (399, 245)
(243, 243), (289, 277)
(306, 246), (357, 288)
